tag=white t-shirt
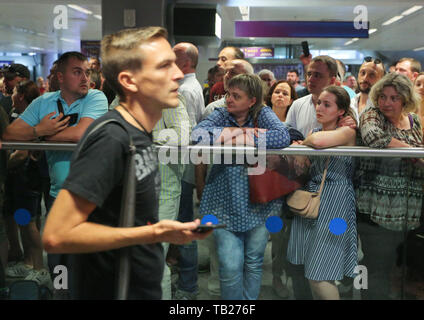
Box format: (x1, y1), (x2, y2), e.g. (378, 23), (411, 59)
(285, 94), (321, 137)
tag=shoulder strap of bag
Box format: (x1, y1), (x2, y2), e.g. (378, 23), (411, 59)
(317, 157), (330, 196)
(57, 99), (65, 115)
(74, 118), (136, 300)
(408, 113), (414, 129)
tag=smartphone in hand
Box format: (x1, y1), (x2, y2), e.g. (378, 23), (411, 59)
(301, 41), (310, 57)
(194, 224), (227, 233)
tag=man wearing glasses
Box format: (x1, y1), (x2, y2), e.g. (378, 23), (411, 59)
(352, 57), (385, 117)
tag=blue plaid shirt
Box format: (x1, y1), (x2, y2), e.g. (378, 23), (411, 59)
(193, 106), (290, 232)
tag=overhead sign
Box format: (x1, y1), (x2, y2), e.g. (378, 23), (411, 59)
(235, 21), (369, 38)
(241, 47), (274, 58)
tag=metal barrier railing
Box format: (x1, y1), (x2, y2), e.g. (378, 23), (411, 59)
(2, 139), (423, 300)
(2, 141), (424, 158)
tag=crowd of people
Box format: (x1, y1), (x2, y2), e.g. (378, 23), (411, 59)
(0, 25), (423, 300)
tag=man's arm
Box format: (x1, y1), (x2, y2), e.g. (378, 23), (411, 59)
(2, 114), (69, 141)
(44, 117), (94, 142)
(42, 189), (210, 254)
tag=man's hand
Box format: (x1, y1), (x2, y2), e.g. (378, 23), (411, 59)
(36, 112), (69, 137)
(338, 116), (357, 129)
(300, 53), (312, 67)
(153, 219), (212, 244)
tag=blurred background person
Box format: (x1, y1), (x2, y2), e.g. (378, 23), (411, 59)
(265, 79), (297, 299)
(36, 76), (46, 95)
(4, 80), (51, 287)
(414, 72), (424, 130)
(258, 69), (276, 89)
(343, 73), (358, 92)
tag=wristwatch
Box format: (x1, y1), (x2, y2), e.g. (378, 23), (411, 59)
(32, 126), (43, 141)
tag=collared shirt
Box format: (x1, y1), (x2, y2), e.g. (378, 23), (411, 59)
(153, 95), (191, 200)
(350, 93), (374, 121)
(285, 94), (321, 137)
(178, 73), (205, 127)
(20, 89), (108, 197)
(178, 73), (204, 184)
(193, 106), (290, 232)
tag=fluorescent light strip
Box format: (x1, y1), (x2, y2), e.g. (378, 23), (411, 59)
(382, 15), (404, 26)
(413, 46), (424, 52)
(215, 13), (221, 39)
(68, 4), (93, 15)
(344, 38), (359, 46)
(60, 37), (77, 43)
(93, 15), (102, 20)
(369, 28), (377, 34)
(401, 5), (423, 16)
(30, 46), (44, 51)
(239, 6), (249, 15)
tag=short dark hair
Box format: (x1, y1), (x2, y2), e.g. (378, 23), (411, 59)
(311, 55), (338, 77)
(16, 80), (40, 105)
(287, 69), (299, 76)
(266, 80), (297, 108)
(57, 51), (87, 73)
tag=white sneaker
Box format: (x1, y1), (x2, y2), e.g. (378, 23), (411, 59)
(5, 262), (33, 278)
(24, 269), (52, 288)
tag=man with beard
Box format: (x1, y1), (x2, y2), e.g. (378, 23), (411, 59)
(351, 57), (385, 117)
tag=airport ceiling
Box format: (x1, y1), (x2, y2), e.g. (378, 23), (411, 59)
(1, 0), (424, 60)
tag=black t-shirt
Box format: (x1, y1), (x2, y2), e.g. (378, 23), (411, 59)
(62, 109), (163, 299)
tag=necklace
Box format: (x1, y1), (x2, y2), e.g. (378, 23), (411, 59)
(118, 104), (148, 133)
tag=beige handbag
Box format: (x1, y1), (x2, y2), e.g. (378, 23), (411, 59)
(286, 158), (329, 219)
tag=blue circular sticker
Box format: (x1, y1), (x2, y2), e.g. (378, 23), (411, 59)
(266, 216), (283, 233)
(201, 214), (219, 225)
(14, 208), (31, 226)
(329, 218), (347, 235)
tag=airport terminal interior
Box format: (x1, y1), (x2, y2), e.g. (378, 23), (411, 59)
(1, 0), (424, 301)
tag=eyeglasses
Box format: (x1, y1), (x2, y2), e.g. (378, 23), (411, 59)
(364, 56), (382, 65)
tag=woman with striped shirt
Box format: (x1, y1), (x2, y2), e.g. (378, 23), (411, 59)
(287, 85), (358, 300)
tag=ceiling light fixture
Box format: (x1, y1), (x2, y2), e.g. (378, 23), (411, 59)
(93, 15), (102, 20)
(239, 6), (249, 21)
(401, 5), (423, 16)
(68, 4), (93, 15)
(60, 37), (77, 43)
(344, 38), (359, 46)
(382, 15), (404, 26)
(413, 46), (424, 52)
(369, 28), (377, 34)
